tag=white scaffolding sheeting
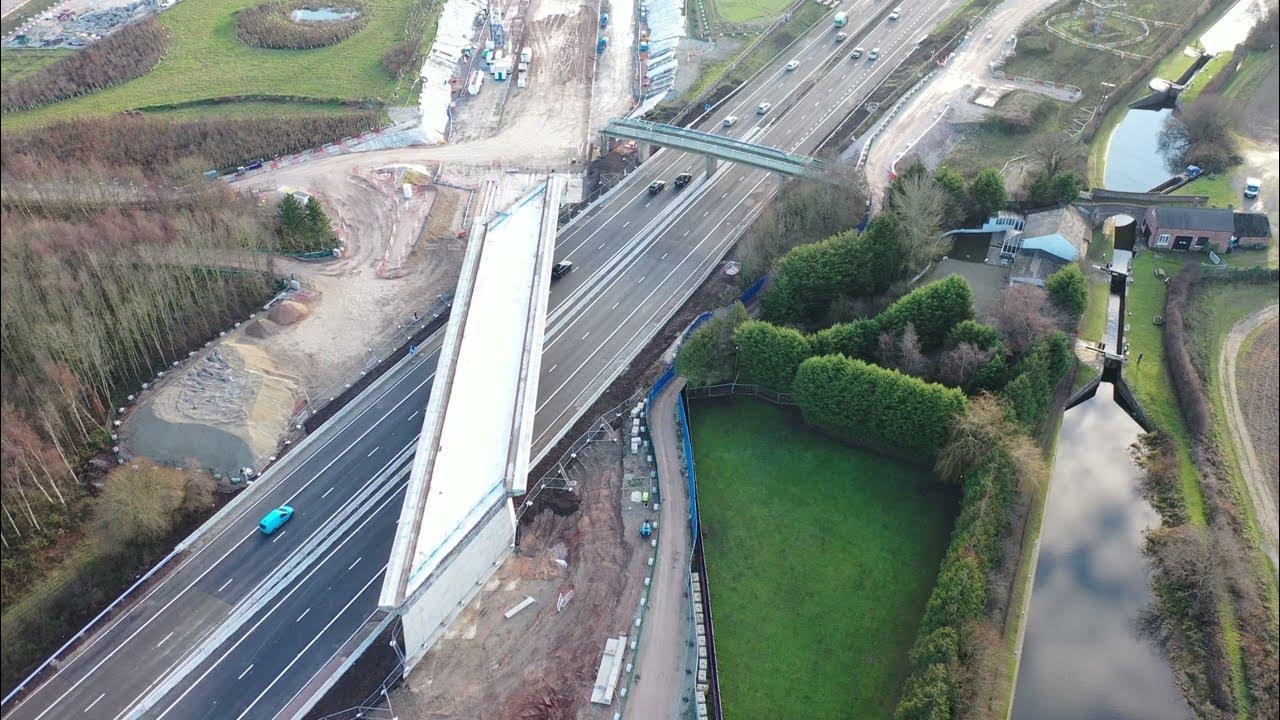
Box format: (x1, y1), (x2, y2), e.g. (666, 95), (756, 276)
(418, 0), (486, 144)
(590, 636), (629, 705)
(642, 0), (685, 100)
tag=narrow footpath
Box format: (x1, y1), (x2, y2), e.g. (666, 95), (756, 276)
(1218, 303), (1279, 568)
(626, 376), (694, 719)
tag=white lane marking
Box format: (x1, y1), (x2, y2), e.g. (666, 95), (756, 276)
(216, 578), (234, 593)
(366, 446), (379, 457)
(237, 665), (253, 680)
(598, 243), (606, 250)
(347, 557), (362, 571)
(548, 364), (558, 373)
(683, 230), (690, 237)
(582, 331), (590, 340)
(270, 530), (286, 544)
(623, 220), (631, 228)
(321, 486), (334, 499)
(156, 632), (174, 648)
(296, 608), (311, 623)
(638, 276), (646, 283)
(84, 693), (106, 713)
(660, 253), (668, 260)
(612, 301), (620, 310)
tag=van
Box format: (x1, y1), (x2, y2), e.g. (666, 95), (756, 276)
(259, 506), (294, 535)
(757, 102), (772, 115)
(1244, 177), (1261, 199)
(723, 115), (738, 127)
(785, 59), (800, 71)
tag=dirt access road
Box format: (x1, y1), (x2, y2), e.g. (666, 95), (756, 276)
(626, 376), (694, 720)
(1218, 303), (1279, 568)
(864, 0), (1063, 202)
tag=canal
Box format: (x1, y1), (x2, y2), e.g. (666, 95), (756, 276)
(1010, 220), (1190, 719)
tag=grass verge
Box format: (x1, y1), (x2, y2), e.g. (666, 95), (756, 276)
(713, 0), (795, 25)
(690, 397), (957, 719)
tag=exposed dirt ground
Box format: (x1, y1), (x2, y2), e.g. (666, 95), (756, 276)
(1220, 305), (1279, 565)
(390, 423), (655, 719)
(122, 165), (468, 474)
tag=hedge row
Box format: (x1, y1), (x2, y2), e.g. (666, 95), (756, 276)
(813, 275), (976, 359)
(895, 449), (1019, 719)
(1000, 332), (1072, 429)
(792, 355), (967, 455)
(761, 215), (904, 328)
(734, 320), (811, 393)
(235, 1), (369, 50)
(1, 111), (380, 176)
(1, 19), (169, 112)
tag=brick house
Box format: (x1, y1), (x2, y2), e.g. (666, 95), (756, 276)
(1142, 206), (1273, 252)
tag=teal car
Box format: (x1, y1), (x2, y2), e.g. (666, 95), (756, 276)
(259, 506), (294, 535)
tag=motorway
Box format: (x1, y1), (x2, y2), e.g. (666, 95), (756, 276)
(2, 1), (960, 718)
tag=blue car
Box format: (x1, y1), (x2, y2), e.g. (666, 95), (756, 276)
(259, 505), (294, 535)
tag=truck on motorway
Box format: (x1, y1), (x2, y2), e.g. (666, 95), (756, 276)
(833, 11), (847, 27)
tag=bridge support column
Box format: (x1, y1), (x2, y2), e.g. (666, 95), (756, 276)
(705, 154), (717, 179)
(776, 172), (787, 192)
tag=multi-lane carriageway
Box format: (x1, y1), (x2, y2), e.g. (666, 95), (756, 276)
(2, 1), (962, 718)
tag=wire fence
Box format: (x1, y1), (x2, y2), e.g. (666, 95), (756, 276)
(684, 382), (796, 405)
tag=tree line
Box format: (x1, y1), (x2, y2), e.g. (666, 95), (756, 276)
(235, 1), (369, 50)
(1, 110), (380, 179)
(1, 19), (169, 113)
(0, 184), (277, 603)
(277, 194), (339, 253)
(382, 0), (441, 80)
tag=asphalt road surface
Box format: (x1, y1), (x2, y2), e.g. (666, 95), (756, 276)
(3, 1), (961, 717)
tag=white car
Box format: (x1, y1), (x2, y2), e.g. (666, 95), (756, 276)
(889, 6), (901, 20)
(723, 115), (738, 127)
(868, 47), (880, 61)
(785, 59), (800, 71)
(756, 102), (772, 115)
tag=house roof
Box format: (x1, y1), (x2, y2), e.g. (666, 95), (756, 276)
(1234, 212), (1272, 239)
(1152, 206), (1234, 233)
(1020, 234), (1080, 262)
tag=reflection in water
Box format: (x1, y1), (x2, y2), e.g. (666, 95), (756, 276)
(1104, 109), (1174, 192)
(1011, 384), (1190, 720)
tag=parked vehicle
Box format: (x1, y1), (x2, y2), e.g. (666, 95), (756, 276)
(1244, 177), (1261, 199)
(889, 6), (901, 20)
(723, 115), (739, 127)
(640, 520), (652, 539)
(551, 260), (575, 281)
(868, 47), (880, 61)
(674, 173), (693, 188)
(648, 180), (666, 195)
(833, 11), (847, 27)
(785, 59), (800, 71)
(835, 31), (848, 43)
(757, 101), (772, 115)
(850, 46), (864, 59)
(259, 506), (294, 535)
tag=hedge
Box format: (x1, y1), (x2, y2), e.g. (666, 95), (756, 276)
(733, 320), (812, 393)
(945, 320), (1002, 352)
(792, 355), (967, 454)
(813, 276), (976, 359)
(894, 449), (1019, 719)
(235, 1), (369, 50)
(760, 216), (903, 328)
(1000, 332), (1072, 429)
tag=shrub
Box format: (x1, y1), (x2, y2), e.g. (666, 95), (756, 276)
(235, 1), (369, 50)
(733, 320), (812, 392)
(1000, 332), (1072, 428)
(1, 19), (169, 112)
(277, 195), (339, 253)
(909, 626), (960, 670)
(792, 355), (967, 454)
(946, 320), (1002, 352)
(675, 303), (750, 386)
(894, 663), (952, 720)
(382, 39), (420, 79)
(812, 276), (975, 360)
(968, 168), (1007, 219)
(1045, 264), (1088, 324)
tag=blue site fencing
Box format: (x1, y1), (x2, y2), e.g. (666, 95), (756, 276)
(675, 393), (699, 539)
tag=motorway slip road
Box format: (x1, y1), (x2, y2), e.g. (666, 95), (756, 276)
(4, 1), (961, 717)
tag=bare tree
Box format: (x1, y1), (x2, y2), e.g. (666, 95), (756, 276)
(898, 324), (930, 378)
(886, 173), (949, 274)
(938, 342), (992, 388)
(877, 331), (899, 369)
(1030, 131), (1084, 178)
(1157, 94), (1241, 173)
(994, 284), (1061, 355)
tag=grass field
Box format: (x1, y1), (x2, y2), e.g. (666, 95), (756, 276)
(713, 0), (794, 25)
(689, 397), (957, 719)
(0, 48), (70, 81)
(1, 0), (423, 129)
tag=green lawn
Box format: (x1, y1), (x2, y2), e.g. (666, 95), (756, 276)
(690, 397), (957, 719)
(1182, 50), (1233, 103)
(1222, 47), (1278, 101)
(713, 0), (796, 25)
(0, 48), (70, 81)
(1174, 170), (1240, 208)
(1, 0), (422, 129)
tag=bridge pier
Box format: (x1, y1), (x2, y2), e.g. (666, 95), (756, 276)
(705, 154), (717, 179)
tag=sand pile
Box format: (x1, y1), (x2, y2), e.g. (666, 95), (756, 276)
(268, 300), (311, 325)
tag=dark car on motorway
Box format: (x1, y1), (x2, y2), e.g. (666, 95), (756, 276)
(674, 173), (693, 189)
(551, 260), (575, 281)
(648, 180), (666, 195)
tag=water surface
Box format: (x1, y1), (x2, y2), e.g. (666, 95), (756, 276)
(1104, 108), (1174, 192)
(290, 7), (360, 22)
(1011, 384), (1191, 720)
